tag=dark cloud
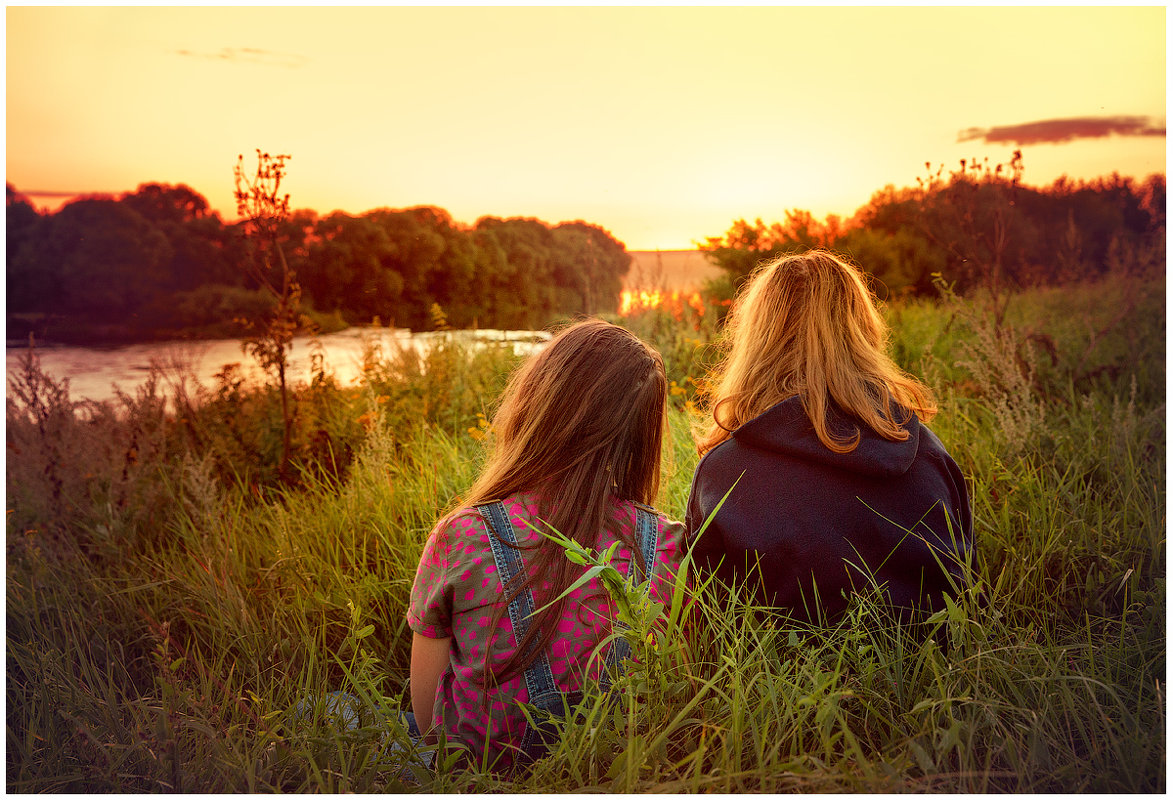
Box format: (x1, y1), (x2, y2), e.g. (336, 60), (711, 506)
(957, 116), (1166, 146)
(175, 47), (308, 69)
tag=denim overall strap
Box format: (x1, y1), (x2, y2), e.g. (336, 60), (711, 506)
(478, 503), (560, 706)
(477, 502), (563, 761)
(602, 506), (661, 679)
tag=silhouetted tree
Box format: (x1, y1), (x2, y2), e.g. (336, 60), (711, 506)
(45, 198), (173, 321)
(703, 151), (1165, 305)
(121, 184), (235, 294)
(834, 226), (944, 296)
(121, 182), (211, 224)
(304, 212), (404, 322)
(552, 220), (631, 315)
(6, 185), (49, 314)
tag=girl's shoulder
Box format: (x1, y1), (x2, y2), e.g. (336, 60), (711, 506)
(432, 506), (484, 537)
(438, 494), (684, 555)
(432, 493), (542, 543)
(427, 504), (492, 556)
(615, 499), (687, 554)
(658, 514), (687, 552)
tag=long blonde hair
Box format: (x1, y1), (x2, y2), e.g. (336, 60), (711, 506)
(697, 249), (936, 456)
(460, 318), (667, 683)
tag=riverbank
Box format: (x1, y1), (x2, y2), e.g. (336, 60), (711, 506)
(8, 251), (715, 349)
(5, 307), (352, 349)
(6, 325), (551, 405)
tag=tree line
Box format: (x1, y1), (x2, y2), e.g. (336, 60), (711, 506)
(702, 153), (1165, 299)
(6, 182), (631, 342)
(7, 153), (1165, 344)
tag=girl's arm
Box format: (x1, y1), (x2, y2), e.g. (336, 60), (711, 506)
(410, 632), (452, 734)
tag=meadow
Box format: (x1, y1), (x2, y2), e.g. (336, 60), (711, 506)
(5, 269), (1165, 792)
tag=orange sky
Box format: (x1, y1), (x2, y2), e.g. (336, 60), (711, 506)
(6, 6), (1166, 251)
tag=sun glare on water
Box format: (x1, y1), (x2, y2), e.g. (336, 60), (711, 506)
(619, 289), (708, 318)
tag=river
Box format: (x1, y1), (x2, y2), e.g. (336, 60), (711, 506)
(5, 327), (550, 405)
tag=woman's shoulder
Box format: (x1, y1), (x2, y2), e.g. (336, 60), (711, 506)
(688, 427), (763, 503)
(912, 420), (965, 470)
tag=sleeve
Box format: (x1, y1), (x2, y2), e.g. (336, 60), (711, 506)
(946, 452), (975, 562)
(684, 457), (724, 572)
(954, 459), (974, 546)
(406, 519), (460, 639)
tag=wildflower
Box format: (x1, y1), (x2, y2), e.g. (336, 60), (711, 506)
(468, 412), (491, 441)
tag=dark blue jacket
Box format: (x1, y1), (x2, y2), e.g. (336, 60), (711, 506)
(685, 397), (972, 622)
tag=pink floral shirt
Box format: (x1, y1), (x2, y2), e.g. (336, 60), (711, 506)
(407, 493), (685, 769)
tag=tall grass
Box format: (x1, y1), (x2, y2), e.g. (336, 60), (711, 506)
(6, 272), (1165, 791)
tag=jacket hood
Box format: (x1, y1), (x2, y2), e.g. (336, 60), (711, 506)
(733, 396), (920, 479)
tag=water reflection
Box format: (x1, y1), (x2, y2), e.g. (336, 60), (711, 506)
(4, 328), (550, 404)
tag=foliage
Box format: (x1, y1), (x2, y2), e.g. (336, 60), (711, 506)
(701, 157), (1165, 301)
(5, 275), (1165, 792)
(699, 210), (842, 285)
(613, 294), (721, 413)
(4, 181), (633, 344)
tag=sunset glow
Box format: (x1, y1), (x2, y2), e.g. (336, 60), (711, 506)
(6, 6), (1165, 251)
(619, 288), (708, 319)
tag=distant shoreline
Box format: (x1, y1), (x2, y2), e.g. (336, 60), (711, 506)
(8, 250), (719, 349)
(626, 249), (720, 291)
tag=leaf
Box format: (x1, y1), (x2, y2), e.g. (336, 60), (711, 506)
(598, 565), (626, 588)
(910, 698), (938, 714)
(909, 738), (936, 773)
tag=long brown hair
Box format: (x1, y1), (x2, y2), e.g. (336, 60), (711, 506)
(697, 249), (936, 456)
(458, 318), (667, 684)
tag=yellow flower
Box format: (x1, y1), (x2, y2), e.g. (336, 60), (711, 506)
(469, 413), (491, 440)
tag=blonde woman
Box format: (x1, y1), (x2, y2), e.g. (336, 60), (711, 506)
(408, 319), (684, 770)
(686, 250), (971, 622)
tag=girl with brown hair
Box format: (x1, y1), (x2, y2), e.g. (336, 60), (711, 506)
(687, 249), (971, 622)
(407, 319), (683, 770)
